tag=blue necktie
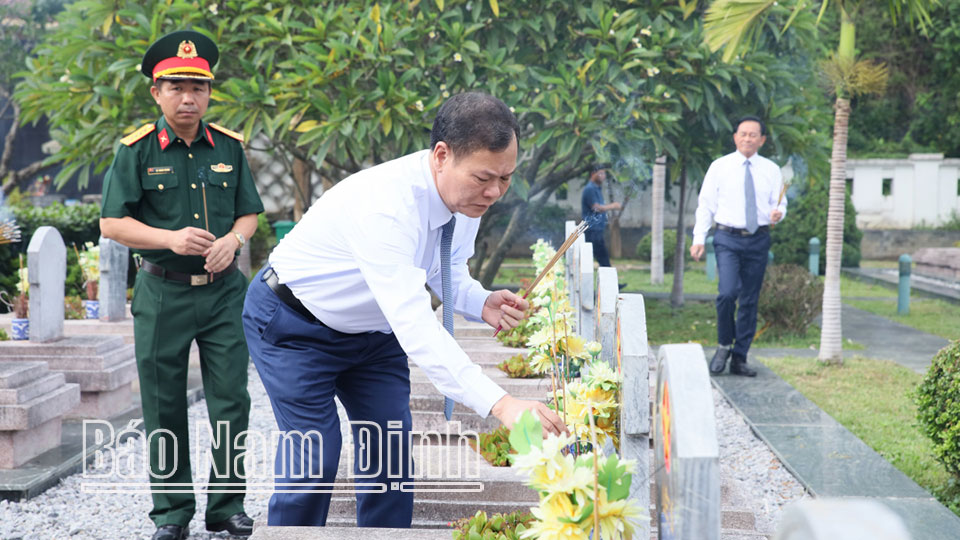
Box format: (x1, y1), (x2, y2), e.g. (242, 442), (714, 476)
(744, 160), (758, 234)
(441, 216), (456, 420)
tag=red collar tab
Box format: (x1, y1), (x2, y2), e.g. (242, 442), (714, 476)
(157, 128), (171, 151)
(205, 125), (214, 147)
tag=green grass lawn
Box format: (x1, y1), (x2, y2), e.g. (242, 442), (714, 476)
(759, 355), (960, 517)
(846, 297), (960, 341)
(644, 298), (864, 350)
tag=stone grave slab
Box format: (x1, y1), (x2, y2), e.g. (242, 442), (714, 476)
(0, 361), (79, 468)
(912, 247), (960, 281)
(0, 335), (136, 419)
(654, 343), (720, 540)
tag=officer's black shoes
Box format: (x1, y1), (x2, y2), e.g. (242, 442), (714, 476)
(729, 355), (758, 377)
(709, 346), (732, 374)
(151, 524), (188, 540)
(206, 511), (254, 537)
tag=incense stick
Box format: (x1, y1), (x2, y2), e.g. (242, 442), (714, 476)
(493, 221), (588, 336)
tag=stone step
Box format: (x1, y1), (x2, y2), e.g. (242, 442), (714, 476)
(0, 382), (80, 431)
(0, 372), (67, 406)
(327, 496), (533, 524)
(251, 527), (452, 539)
(410, 377), (550, 400)
(0, 335), (127, 356)
(412, 411), (500, 434)
(62, 357), (137, 392)
(0, 361), (49, 390)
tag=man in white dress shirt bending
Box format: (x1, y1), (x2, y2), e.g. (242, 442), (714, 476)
(241, 92), (566, 527)
(690, 116), (786, 377)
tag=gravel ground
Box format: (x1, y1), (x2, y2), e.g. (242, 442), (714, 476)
(713, 386), (809, 536)
(1, 362), (807, 539)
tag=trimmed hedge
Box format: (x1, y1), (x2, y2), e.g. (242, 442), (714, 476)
(758, 264), (823, 338)
(635, 229), (692, 272)
(916, 340), (960, 478)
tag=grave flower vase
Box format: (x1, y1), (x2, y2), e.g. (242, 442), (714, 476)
(11, 318), (28, 340)
(83, 300), (99, 319)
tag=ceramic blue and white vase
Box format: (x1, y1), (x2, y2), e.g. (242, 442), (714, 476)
(11, 318), (28, 340)
(83, 300), (100, 320)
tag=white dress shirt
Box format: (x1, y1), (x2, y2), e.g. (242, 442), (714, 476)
(692, 150), (787, 245)
(269, 150), (506, 417)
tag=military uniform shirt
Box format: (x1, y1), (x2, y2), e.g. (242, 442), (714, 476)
(101, 116), (264, 273)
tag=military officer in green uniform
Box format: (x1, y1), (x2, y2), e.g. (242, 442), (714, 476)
(99, 30), (263, 540)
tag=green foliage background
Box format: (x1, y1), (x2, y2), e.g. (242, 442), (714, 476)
(770, 178), (862, 273)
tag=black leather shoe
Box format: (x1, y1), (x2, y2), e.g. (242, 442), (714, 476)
(709, 347), (731, 374)
(152, 524), (188, 540)
(729, 355), (758, 377)
(206, 512), (253, 537)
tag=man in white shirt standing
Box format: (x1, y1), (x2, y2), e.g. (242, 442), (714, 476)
(241, 92), (566, 528)
(690, 116), (786, 377)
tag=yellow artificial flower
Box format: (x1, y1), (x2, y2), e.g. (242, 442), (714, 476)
(523, 495), (590, 540)
(588, 488), (647, 540)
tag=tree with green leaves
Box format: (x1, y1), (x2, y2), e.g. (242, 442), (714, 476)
(701, 0), (938, 364)
(16, 0), (827, 286)
(0, 0), (63, 194)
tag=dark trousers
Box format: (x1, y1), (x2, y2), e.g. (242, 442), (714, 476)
(131, 269), (251, 528)
(714, 229), (771, 358)
(241, 267), (414, 527)
(584, 229), (612, 267)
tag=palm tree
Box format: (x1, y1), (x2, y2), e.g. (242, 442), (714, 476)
(700, 0), (937, 364)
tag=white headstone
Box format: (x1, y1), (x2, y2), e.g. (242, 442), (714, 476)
(98, 236), (129, 322)
(569, 233), (583, 325)
(617, 293), (650, 540)
(579, 241), (594, 340)
(595, 267), (618, 370)
(654, 343), (720, 540)
(27, 226), (65, 342)
(775, 499), (911, 540)
(564, 220), (576, 287)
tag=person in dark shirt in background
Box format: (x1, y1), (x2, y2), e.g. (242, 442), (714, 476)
(581, 163), (621, 267)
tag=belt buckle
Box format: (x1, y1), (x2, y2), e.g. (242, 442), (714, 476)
(190, 274), (208, 286)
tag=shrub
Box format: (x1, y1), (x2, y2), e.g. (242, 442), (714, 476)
(758, 264), (823, 338)
(916, 340), (960, 477)
(635, 229), (691, 272)
(497, 353), (543, 379)
(249, 213), (277, 271)
(468, 425), (515, 467)
(770, 178), (862, 274)
(450, 510), (534, 540)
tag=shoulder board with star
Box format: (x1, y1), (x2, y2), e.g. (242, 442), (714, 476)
(119, 124), (156, 146)
(208, 123), (244, 142)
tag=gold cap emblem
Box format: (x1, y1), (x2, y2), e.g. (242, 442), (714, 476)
(177, 40), (198, 59)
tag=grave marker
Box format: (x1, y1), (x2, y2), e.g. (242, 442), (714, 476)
(654, 343), (720, 540)
(617, 292), (651, 540)
(579, 241), (594, 340)
(774, 499), (911, 540)
(27, 226), (65, 343)
(98, 236), (129, 322)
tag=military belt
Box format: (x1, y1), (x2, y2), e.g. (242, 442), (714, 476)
(139, 258), (238, 286)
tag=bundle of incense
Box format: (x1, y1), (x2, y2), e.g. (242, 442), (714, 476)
(777, 182), (789, 206)
(493, 220), (589, 336)
(0, 219), (21, 245)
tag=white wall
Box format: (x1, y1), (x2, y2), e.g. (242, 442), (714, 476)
(847, 154), (960, 229)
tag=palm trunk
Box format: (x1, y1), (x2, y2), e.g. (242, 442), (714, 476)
(609, 215), (622, 259)
(670, 165), (687, 308)
(651, 155), (666, 285)
(818, 97), (851, 365)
